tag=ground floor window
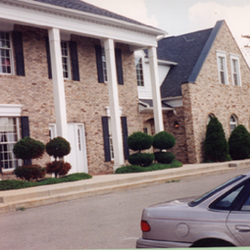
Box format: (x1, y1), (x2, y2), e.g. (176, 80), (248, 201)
(230, 115), (238, 133)
(0, 117), (20, 170)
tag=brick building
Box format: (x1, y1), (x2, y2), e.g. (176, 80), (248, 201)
(0, 0), (166, 175)
(137, 20), (250, 164)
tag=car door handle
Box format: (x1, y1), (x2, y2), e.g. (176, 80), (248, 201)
(236, 225), (250, 232)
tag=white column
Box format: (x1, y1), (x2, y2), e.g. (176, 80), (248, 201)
(148, 46), (164, 133)
(104, 38), (124, 170)
(48, 28), (68, 140)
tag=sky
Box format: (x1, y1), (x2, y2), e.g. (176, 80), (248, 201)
(83, 0), (250, 65)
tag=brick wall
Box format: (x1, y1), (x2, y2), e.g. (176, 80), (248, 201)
(0, 25), (141, 175)
(182, 22), (250, 163)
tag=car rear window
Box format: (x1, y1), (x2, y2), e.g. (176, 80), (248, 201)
(188, 175), (245, 207)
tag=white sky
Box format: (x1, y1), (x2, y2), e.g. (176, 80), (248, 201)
(83, 0), (250, 65)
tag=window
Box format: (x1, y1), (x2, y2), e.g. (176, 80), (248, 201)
(230, 115), (238, 132)
(135, 58), (144, 86)
(61, 41), (71, 79)
(230, 55), (241, 86)
(102, 48), (108, 82)
(0, 117), (20, 170)
(217, 52), (228, 85)
(0, 32), (13, 74)
(207, 113), (215, 124)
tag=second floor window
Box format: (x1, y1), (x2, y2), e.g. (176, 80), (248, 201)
(135, 57), (144, 86)
(217, 52), (228, 85)
(61, 41), (71, 79)
(102, 48), (108, 82)
(0, 32), (12, 74)
(230, 55), (241, 86)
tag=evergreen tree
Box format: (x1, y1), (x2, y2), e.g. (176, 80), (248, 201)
(204, 117), (229, 162)
(229, 125), (250, 160)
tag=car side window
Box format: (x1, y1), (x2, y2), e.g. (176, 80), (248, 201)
(241, 194), (250, 211)
(210, 185), (245, 210)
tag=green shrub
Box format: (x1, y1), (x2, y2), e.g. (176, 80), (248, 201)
(204, 117), (229, 162)
(128, 132), (153, 152)
(128, 153), (154, 167)
(13, 165), (46, 181)
(46, 161), (71, 178)
(153, 131), (176, 151)
(13, 137), (45, 160)
(229, 125), (250, 160)
(154, 152), (175, 164)
(115, 160), (182, 174)
(46, 137), (71, 159)
(0, 180), (36, 190)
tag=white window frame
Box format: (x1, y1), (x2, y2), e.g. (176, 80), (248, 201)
(135, 57), (145, 87)
(216, 51), (228, 85)
(61, 41), (71, 80)
(230, 54), (242, 86)
(230, 114), (238, 133)
(0, 31), (14, 75)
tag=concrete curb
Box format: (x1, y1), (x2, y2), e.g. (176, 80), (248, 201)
(1, 160), (250, 214)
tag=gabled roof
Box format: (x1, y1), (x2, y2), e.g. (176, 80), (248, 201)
(33, 0), (155, 29)
(159, 20), (224, 98)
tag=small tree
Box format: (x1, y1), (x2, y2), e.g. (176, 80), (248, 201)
(46, 137), (71, 177)
(229, 125), (250, 160)
(153, 131), (176, 164)
(13, 137), (46, 181)
(127, 131), (154, 167)
(204, 117), (229, 162)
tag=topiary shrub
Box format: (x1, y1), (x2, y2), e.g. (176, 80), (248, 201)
(46, 137), (71, 160)
(153, 131), (176, 151)
(14, 165), (46, 181)
(13, 137), (45, 161)
(128, 131), (153, 152)
(46, 161), (72, 178)
(128, 153), (155, 167)
(154, 151), (175, 164)
(228, 125), (250, 160)
(204, 117), (229, 162)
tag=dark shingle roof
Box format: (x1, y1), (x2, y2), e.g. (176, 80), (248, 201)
(33, 0), (154, 28)
(159, 20), (224, 98)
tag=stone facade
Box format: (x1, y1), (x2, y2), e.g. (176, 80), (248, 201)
(182, 22), (250, 163)
(0, 24), (142, 175)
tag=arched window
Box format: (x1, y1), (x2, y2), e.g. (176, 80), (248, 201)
(230, 115), (238, 132)
(207, 113), (215, 124)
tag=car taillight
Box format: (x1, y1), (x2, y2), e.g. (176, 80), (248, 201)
(141, 220), (151, 232)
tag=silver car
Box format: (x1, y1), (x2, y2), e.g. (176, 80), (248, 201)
(136, 172), (250, 248)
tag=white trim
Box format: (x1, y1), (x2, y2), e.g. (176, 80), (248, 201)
(0, 104), (22, 116)
(105, 106), (123, 117)
(230, 54), (242, 87)
(216, 51), (228, 85)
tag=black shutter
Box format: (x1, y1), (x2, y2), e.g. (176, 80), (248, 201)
(115, 48), (124, 85)
(20, 116), (31, 165)
(121, 117), (129, 160)
(13, 31), (25, 76)
(45, 37), (52, 79)
(95, 45), (104, 83)
(70, 41), (80, 81)
(102, 116), (111, 162)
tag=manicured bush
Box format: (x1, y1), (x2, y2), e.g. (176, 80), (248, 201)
(13, 165), (46, 181)
(46, 161), (72, 178)
(153, 131), (176, 151)
(128, 153), (155, 167)
(128, 131), (153, 152)
(204, 117), (229, 162)
(13, 137), (45, 161)
(0, 180), (36, 190)
(46, 137), (71, 159)
(154, 152), (175, 164)
(229, 125), (250, 160)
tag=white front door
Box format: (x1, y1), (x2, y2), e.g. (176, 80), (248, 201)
(49, 123), (88, 174)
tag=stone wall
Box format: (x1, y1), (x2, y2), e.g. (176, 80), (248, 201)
(0, 25), (141, 175)
(182, 22), (250, 163)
